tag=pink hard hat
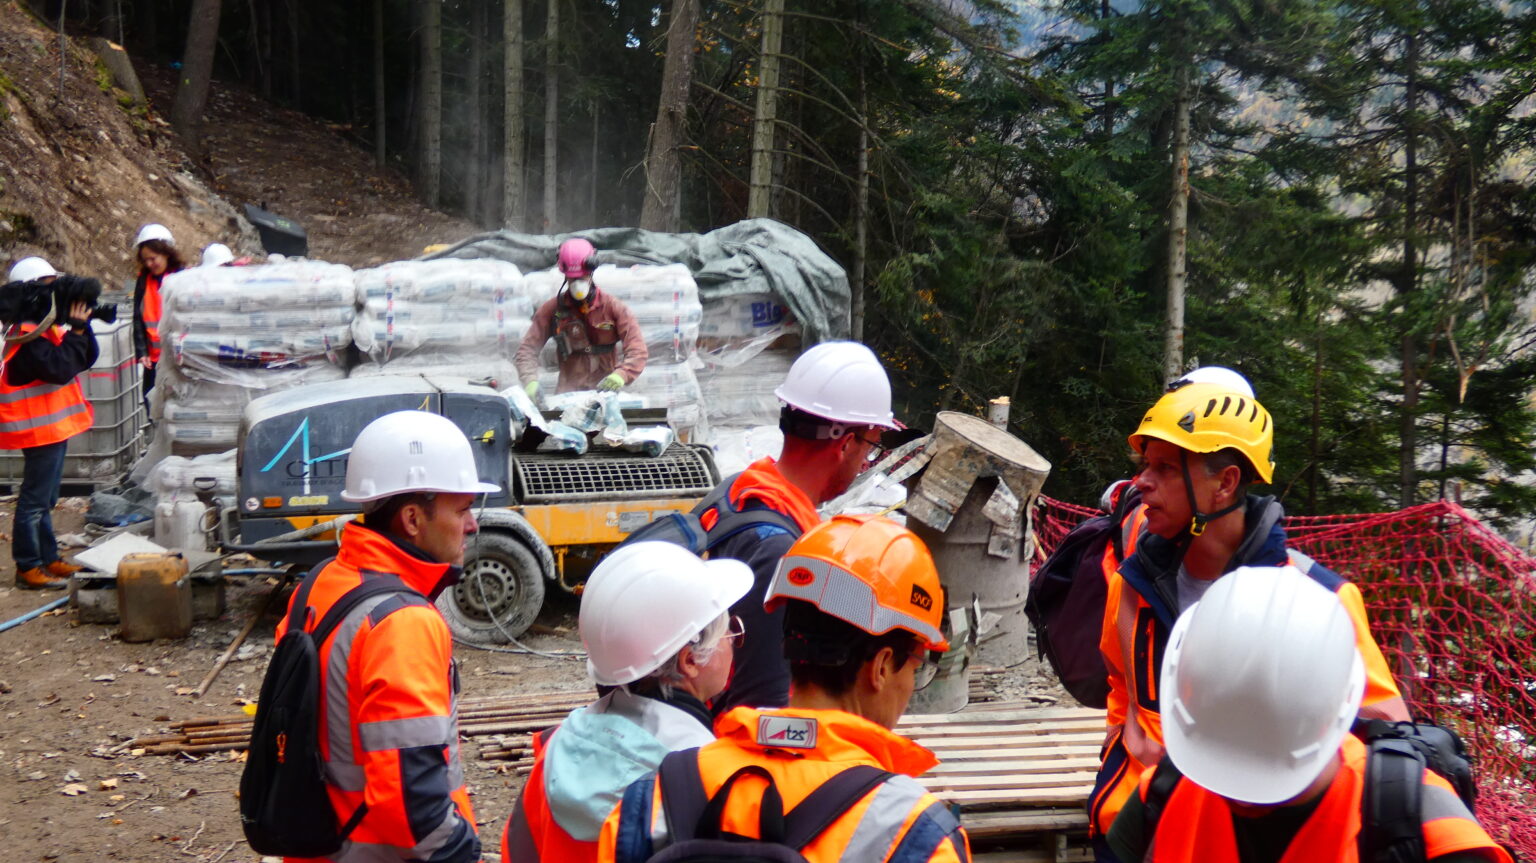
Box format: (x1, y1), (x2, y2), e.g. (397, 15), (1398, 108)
(557, 238), (598, 279)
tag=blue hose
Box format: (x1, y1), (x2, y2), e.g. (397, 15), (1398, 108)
(0, 596), (69, 634)
(218, 568), (292, 577)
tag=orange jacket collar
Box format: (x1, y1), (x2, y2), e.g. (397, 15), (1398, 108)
(337, 521), (459, 598)
(730, 458), (821, 533)
(715, 706), (939, 778)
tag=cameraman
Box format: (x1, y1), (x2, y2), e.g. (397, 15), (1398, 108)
(0, 265), (98, 590)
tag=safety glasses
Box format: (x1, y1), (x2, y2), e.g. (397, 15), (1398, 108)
(904, 642), (942, 691)
(724, 614), (746, 648)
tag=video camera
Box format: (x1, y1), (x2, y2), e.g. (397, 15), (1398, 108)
(0, 274), (117, 329)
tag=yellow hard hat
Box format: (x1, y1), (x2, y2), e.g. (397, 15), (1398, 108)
(1129, 382), (1275, 484)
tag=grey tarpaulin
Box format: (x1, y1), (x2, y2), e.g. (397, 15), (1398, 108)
(422, 218), (851, 344)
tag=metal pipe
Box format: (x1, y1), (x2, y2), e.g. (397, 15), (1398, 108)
(0, 596), (70, 634)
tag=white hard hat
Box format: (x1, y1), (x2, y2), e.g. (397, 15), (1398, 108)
(1162, 565), (1365, 805)
(340, 410), (501, 503)
(134, 223), (175, 247)
(579, 542), (753, 686)
(1173, 366), (1254, 398)
(200, 243), (234, 267)
(774, 341), (898, 430)
(8, 256), (57, 283)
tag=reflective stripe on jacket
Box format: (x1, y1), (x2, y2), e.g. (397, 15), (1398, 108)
(598, 707), (971, 863)
(1090, 502), (1404, 837)
(503, 689), (716, 863)
(0, 325), (94, 449)
(1135, 735), (1512, 863)
(276, 523), (478, 863)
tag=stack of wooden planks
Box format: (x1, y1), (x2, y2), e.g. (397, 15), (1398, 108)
(133, 690), (1100, 862)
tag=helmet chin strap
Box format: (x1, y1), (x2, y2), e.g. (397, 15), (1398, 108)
(1180, 449), (1245, 537)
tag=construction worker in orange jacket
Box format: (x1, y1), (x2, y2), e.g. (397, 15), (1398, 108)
(1090, 381), (1410, 861)
(1, 262), (98, 590)
(597, 515), (970, 863)
(707, 340), (901, 717)
(516, 238), (648, 396)
(501, 542), (752, 863)
(275, 410), (500, 863)
(131, 223), (183, 403)
(1107, 566), (1509, 863)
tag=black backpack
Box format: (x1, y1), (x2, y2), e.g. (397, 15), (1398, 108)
(641, 748), (893, 862)
(620, 472), (801, 557)
(1140, 720), (1484, 863)
(239, 564), (411, 857)
(1024, 485), (1140, 709)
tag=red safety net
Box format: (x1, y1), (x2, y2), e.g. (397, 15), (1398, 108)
(1035, 496), (1536, 857)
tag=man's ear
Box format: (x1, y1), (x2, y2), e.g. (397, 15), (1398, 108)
(1216, 463), (1244, 506)
(394, 501), (425, 542)
(865, 645), (896, 694)
(675, 645), (702, 681)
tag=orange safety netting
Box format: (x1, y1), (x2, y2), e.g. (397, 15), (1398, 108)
(1036, 496), (1536, 857)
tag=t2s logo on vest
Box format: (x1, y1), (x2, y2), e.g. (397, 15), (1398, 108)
(756, 715), (818, 750)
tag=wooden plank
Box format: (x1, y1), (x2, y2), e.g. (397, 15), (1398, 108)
(904, 721), (1106, 739)
(972, 847), (1092, 863)
(926, 756), (1099, 776)
(921, 774), (1096, 794)
(960, 808), (1088, 840)
(930, 745), (1100, 762)
(901, 706), (1104, 726)
(931, 786), (1095, 809)
(914, 732), (1105, 749)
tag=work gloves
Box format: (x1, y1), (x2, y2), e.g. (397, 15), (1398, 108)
(597, 372), (626, 392)
(525, 380), (540, 399)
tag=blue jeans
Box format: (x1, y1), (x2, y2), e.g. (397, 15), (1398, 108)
(14, 439), (68, 570)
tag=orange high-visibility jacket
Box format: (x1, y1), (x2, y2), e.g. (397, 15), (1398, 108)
(1128, 735), (1511, 863)
(132, 270), (165, 364)
(0, 325), (94, 449)
(598, 707), (970, 863)
(503, 727), (593, 863)
(276, 523), (479, 863)
(1090, 504), (1404, 837)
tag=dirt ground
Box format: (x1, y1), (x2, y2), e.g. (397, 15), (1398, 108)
(0, 498), (1067, 863)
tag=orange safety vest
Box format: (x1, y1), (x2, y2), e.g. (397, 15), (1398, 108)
(1135, 735), (1512, 863)
(502, 726), (596, 863)
(140, 271), (163, 363)
(277, 524), (478, 863)
(599, 707), (970, 863)
(0, 325), (95, 450)
(1091, 542), (1404, 837)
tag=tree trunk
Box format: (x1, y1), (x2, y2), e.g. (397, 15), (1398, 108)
(1161, 57), (1191, 384)
(467, 0), (486, 225)
(373, 0), (386, 166)
(747, 0), (785, 218)
(503, 0), (525, 228)
(639, 0), (699, 232)
(1399, 31), (1419, 508)
(543, 0), (560, 230)
(419, 0), (443, 207)
(171, 0), (223, 163)
(851, 64), (869, 342)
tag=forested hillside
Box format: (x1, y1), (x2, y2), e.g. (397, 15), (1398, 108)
(10, 0), (1536, 529)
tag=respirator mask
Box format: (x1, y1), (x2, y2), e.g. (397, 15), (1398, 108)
(568, 278), (592, 302)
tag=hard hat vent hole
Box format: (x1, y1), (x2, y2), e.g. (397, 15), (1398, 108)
(1221, 396), (1232, 414)
(409, 440), (424, 455)
(1250, 404), (1259, 423)
(1262, 414), (1270, 433)
(1203, 399), (1216, 418)
(1234, 397), (1245, 416)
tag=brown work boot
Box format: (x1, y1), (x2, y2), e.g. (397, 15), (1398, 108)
(15, 567), (68, 590)
(44, 560), (82, 578)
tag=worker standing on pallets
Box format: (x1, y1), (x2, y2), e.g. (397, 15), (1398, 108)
(1088, 382), (1411, 862)
(516, 238), (648, 396)
(705, 341), (901, 718)
(1, 257), (97, 591)
(598, 515), (970, 863)
(263, 411), (499, 863)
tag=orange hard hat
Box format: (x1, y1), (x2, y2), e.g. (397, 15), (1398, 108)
(765, 514), (949, 651)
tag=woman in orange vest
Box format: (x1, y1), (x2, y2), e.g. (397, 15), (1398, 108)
(1107, 567), (1510, 863)
(502, 541), (752, 863)
(0, 266), (98, 589)
(131, 223), (183, 403)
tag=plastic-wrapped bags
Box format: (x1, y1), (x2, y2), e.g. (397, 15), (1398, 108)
(537, 422), (588, 455)
(352, 259), (529, 370)
(697, 348), (795, 428)
(159, 262), (355, 389)
(620, 426), (675, 458)
(145, 450), (237, 497)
